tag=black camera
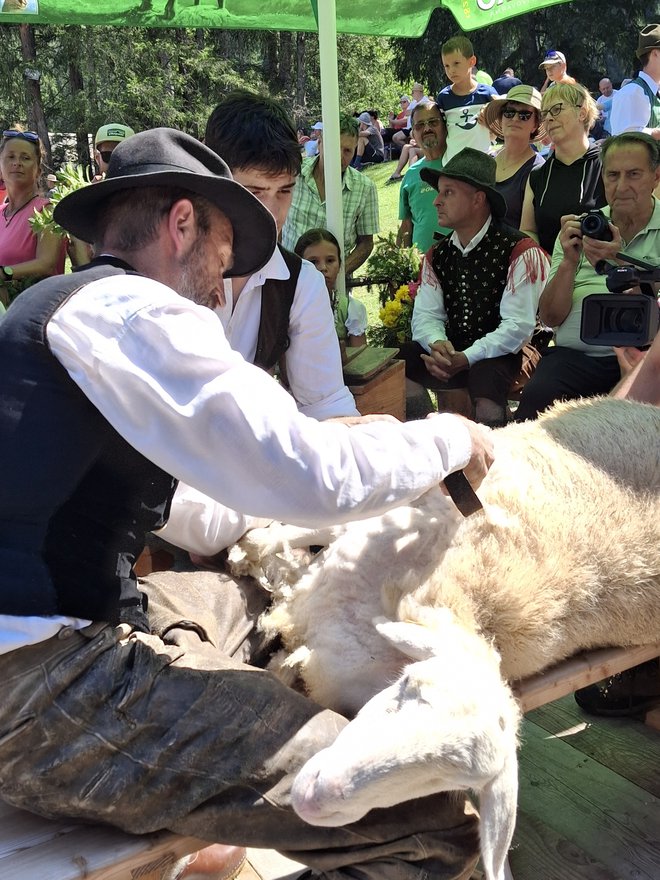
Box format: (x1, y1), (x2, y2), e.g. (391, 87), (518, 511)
(580, 256), (660, 349)
(580, 209), (613, 242)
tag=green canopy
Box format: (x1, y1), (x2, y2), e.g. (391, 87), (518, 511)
(1, 0), (574, 35)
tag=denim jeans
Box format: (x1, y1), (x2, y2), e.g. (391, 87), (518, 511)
(0, 570), (479, 880)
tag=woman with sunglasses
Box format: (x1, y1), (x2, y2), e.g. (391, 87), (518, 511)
(520, 82), (605, 255)
(0, 128), (65, 307)
(479, 84), (546, 228)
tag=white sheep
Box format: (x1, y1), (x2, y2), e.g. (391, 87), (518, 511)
(231, 396), (660, 880)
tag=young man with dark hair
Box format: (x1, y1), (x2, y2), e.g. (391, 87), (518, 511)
(203, 90), (358, 421)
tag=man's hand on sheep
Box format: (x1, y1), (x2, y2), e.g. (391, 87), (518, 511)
(435, 413), (494, 491)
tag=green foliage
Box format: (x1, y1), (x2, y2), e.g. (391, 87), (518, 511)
(29, 163), (88, 238)
(365, 231), (421, 306)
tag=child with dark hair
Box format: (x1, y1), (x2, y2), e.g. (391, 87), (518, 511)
(294, 228), (367, 347)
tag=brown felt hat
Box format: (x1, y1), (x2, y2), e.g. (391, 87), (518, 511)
(636, 23), (660, 59)
(54, 127), (277, 278)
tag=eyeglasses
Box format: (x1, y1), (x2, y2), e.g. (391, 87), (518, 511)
(539, 102), (581, 121)
(502, 108), (534, 121)
(2, 130), (39, 143)
(98, 150), (115, 164)
(412, 117), (443, 132)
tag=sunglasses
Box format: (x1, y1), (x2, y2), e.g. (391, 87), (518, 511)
(2, 130), (39, 143)
(502, 108), (534, 121)
(412, 117), (443, 131)
(98, 150), (115, 164)
(540, 102), (581, 121)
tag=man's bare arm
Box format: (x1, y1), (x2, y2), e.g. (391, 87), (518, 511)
(345, 234), (374, 275)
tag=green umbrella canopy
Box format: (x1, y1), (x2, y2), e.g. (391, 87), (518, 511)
(0, 0), (575, 34)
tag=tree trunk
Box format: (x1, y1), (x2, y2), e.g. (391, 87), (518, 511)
(262, 31), (278, 83)
(279, 31), (293, 95)
(67, 55), (91, 174)
(295, 32), (306, 109)
(19, 24), (52, 171)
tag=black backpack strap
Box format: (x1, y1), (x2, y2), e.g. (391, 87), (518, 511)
(254, 244), (302, 372)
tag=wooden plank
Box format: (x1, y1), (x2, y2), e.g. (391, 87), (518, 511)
(526, 695), (660, 798)
(342, 346), (399, 381)
(0, 802), (203, 880)
(512, 644), (660, 713)
(509, 813), (620, 880)
(513, 717), (660, 880)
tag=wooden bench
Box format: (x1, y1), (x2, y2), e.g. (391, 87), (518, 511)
(2, 643), (658, 879)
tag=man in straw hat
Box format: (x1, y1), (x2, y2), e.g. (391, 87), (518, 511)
(403, 147), (549, 428)
(610, 23), (660, 140)
(0, 128), (492, 880)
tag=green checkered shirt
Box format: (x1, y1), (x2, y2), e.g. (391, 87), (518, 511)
(282, 157), (380, 255)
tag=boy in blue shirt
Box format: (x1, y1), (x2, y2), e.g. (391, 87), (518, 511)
(436, 35), (497, 162)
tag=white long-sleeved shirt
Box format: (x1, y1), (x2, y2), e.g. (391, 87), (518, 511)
(0, 273), (474, 653)
(412, 218), (549, 363)
(610, 71), (660, 136)
(216, 247), (358, 420)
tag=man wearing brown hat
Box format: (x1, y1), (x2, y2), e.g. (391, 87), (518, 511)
(0, 128), (493, 880)
(404, 147), (549, 427)
(610, 24), (660, 140)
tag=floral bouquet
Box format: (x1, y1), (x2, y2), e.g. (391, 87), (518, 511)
(365, 232), (422, 348)
(370, 281), (420, 346)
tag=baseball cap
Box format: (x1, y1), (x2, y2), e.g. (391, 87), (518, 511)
(539, 50), (566, 68)
(311, 121), (323, 131)
(94, 123), (135, 147)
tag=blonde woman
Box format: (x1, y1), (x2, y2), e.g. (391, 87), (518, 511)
(520, 81), (606, 254)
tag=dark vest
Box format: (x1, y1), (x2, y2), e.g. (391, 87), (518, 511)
(0, 260), (177, 630)
(431, 222), (527, 352)
(253, 245), (302, 371)
(631, 76), (660, 129)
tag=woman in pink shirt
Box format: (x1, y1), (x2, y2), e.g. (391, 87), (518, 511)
(0, 129), (65, 307)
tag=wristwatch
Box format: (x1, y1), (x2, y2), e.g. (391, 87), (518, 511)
(1, 266), (13, 282)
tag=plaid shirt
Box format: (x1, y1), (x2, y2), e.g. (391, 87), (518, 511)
(282, 157), (380, 255)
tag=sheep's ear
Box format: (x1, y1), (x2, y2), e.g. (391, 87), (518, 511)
(478, 744), (518, 880)
(373, 618), (441, 661)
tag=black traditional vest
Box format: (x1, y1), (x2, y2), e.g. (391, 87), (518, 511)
(0, 259), (177, 631)
(254, 245), (302, 371)
(431, 221), (527, 353)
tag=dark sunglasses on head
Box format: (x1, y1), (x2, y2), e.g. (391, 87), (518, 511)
(98, 150), (115, 164)
(3, 129), (39, 143)
(502, 108), (534, 121)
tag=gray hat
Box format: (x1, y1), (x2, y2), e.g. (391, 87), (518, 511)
(419, 148), (507, 219)
(54, 127), (277, 278)
(636, 23), (660, 59)
(357, 112), (372, 125)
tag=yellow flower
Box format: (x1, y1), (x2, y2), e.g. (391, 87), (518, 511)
(380, 299), (403, 327)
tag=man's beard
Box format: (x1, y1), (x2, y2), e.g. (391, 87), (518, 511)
(177, 235), (219, 309)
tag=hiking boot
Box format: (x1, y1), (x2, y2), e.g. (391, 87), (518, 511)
(574, 658), (660, 717)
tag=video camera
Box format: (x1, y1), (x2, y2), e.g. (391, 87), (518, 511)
(580, 253), (660, 349)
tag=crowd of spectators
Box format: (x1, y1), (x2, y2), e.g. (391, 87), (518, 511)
(0, 26), (658, 874)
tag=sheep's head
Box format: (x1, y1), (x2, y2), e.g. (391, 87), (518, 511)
(291, 612), (521, 880)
